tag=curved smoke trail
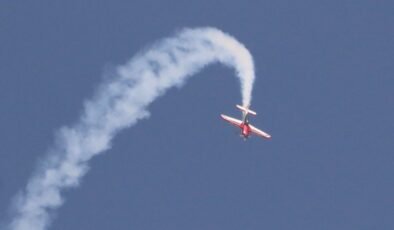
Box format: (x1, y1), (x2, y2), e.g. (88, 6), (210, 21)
(7, 27), (255, 230)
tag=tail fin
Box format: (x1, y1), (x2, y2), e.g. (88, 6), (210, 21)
(236, 104), (257, 116)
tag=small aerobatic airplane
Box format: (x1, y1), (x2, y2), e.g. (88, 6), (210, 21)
(221, 105), (271, 140)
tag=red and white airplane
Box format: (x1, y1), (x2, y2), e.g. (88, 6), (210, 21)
(221, 105), (271, 140)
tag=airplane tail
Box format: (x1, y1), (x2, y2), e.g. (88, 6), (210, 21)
(236, 104), (257, 116)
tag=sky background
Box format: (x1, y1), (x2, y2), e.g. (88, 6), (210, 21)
(1, 1), (393, 229)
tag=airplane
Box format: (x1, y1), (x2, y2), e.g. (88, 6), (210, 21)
(221, 104), (271, 140)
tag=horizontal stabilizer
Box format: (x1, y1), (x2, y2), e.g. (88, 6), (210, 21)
(236, 104), (257, 116)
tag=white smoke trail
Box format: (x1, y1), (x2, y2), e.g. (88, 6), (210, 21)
(6, 27), (255, 230)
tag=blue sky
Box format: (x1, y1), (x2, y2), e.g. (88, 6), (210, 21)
(1, 1), (393, 229)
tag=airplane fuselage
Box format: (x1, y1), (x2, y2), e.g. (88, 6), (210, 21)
(240, 114), (251, 137)
(240, 122), (251, 138)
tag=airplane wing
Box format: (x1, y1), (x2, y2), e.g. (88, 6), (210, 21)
(221, 114), (242, 128)
(249, 124), (271, 139)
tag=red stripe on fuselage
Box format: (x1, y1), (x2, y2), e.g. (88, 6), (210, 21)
(241, 123), (251, 137)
